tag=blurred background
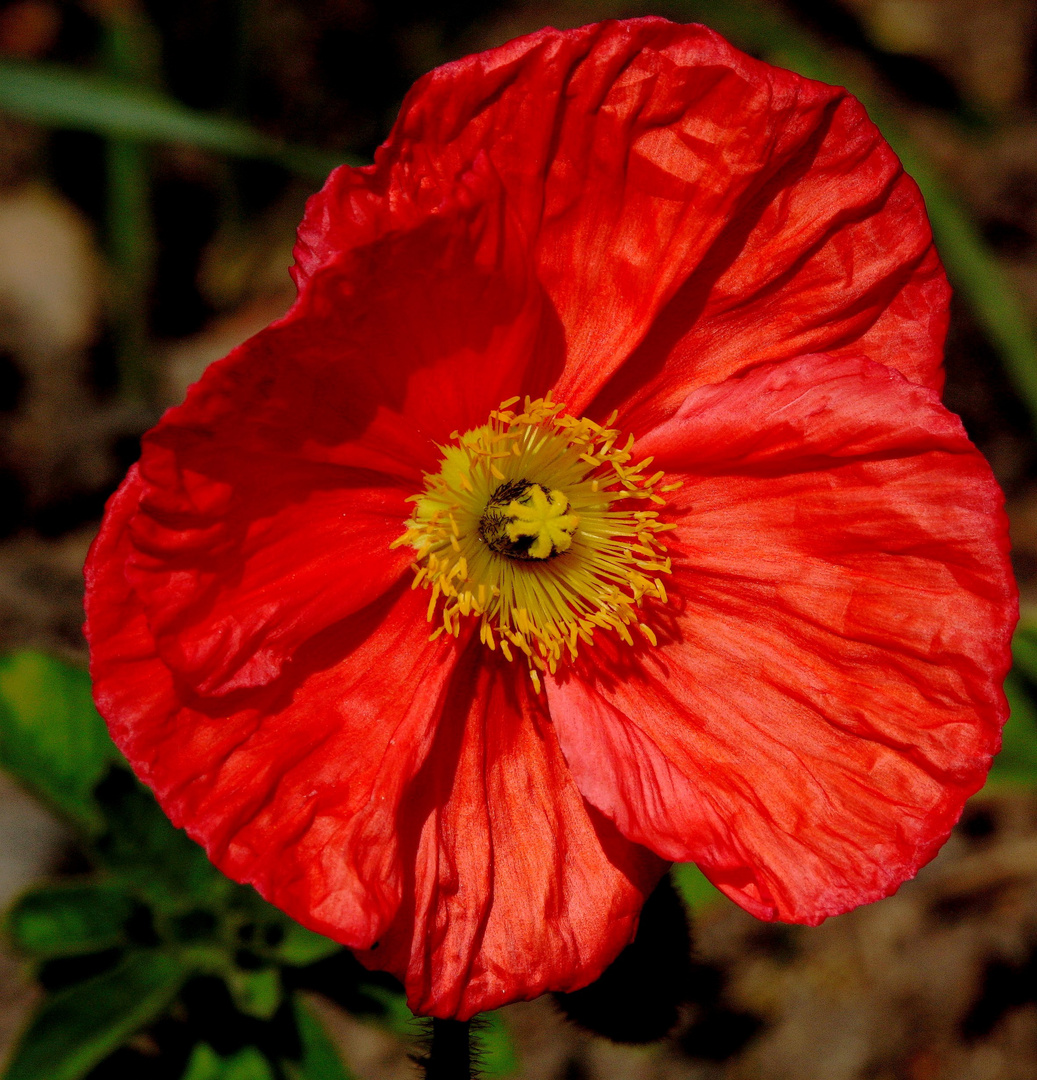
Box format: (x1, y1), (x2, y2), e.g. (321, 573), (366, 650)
(1, 1), (1037, 1079)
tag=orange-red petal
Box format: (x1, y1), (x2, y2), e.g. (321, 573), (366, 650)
(87, 468), (466, 945)
(355, 646), (665, 1019)
(114, 157), (553, 697)
(548, 354), (1014, 923)
(297, 18), (946, 418)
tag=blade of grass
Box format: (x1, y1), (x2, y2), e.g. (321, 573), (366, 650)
(105, 136), (152, 403)
(98, 6), (159, 404)
(0, 59), (354, 181)
(287, 996), (356, 1080)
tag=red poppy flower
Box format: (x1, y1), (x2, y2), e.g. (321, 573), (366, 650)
(85, 17), (1016, 1020)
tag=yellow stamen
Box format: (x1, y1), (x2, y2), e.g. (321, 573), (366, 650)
(398, 395), (674, 690)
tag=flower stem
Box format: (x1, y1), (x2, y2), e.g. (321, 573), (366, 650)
(422, 1018), (473, 1080)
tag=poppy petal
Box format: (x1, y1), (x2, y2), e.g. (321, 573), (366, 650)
(292, 153), (558, 441)
(189, 153), (548, 476)
(548, 353), (1014, 924)
(354, 646), (666, 1019)
(592, 137), (947, 430)
(117, 160), (553, 697)
(126, 452), (412, 696)
(297, 18), (944, 414)
(87, 471), (465, 945)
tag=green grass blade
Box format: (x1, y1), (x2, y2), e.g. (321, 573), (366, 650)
(287, 996), (356, 1080)
(98, 11), (159, 405)
(0, 59), (353, 180)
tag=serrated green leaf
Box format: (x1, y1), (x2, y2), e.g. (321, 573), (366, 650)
(0, 59), (353, 181)
(3, 950), (186, 1080)
(183, 1044), (276, 1080)
(6, 883), (134, 958)
(287, 996), (355, 1080)
(476, 1012), (519, 1077)
(225, 966), (282, 1020)
(0, 652), (120, 833)
(670, 862), (722, 913)
(272, 921), (342, 967)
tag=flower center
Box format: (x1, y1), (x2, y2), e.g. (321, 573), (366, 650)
(478, 480), (578, 560)
(393, 395), (678, 691)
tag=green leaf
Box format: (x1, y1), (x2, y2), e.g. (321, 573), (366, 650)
(225, 966), (282, 1021)
(6, 883), (134, 958)
(182, 1044), (276, 1080)
(3, 950), (186, 1080)
(476, 1012), (519, 1077)
(0, 59), (354, 181)
(1013, 625), (1037, 684)
(987, 672), (1037, 787)
(92, 770), (226, 908)
(670, 862), (723, 913)
(356, 983), (418, 1038)
(287, 996), (355, 1080)
(272, 921), (342, 967)
(0, 652), (120, 833)
(182, 1044), (225, 1080)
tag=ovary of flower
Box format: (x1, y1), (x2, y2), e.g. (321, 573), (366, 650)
(504, 485), (579, 559)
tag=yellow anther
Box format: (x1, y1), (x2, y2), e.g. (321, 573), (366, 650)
(398, 395), (674, 678)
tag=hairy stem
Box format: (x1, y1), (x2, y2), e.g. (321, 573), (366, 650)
(421, 1018), (473, 1080)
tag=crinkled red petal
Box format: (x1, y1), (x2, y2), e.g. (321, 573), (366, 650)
(548, 354), (1015, 924)
(354, 644), (665, 1019)
(127, 451), (413, 696)
(292, 148), (562, 440)
(296, 17), (946, 418)
(86, 468), (466, 945)
(114, 159), (551, 698)
(594, 173), (947, 431)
